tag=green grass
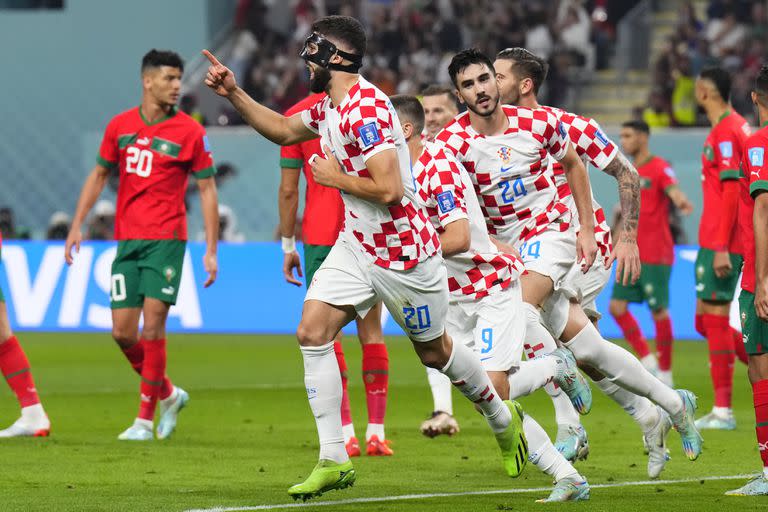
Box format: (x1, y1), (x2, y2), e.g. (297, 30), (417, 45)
(0, 333), (763, 511)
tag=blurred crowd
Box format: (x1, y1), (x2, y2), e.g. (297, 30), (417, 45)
(639, 0), (767, 127)
(204, 0), (634, 126)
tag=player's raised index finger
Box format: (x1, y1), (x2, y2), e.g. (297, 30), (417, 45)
(202, 49), (222, 67)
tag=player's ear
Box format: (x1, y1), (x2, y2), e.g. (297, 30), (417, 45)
(402, 121), (413, 140)
(454, 88), (465, 106)
(520, 78), (533, 96)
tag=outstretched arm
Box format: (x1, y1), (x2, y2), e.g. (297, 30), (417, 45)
(197, 176), (219, 287)
(202, 50), (315, 146)
(602, 152), (641, 284)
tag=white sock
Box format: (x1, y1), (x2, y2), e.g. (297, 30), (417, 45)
(523, 303), (581, 426)
(300, 342), (347, 463)
(426, 366), (453, 414)
(442, 340), (511, 433)
(763, 467), (768, 479)
(593, 378), (659, 432)
(20, 403), (48, 426)
(366, 423), (385, 441)
(133, 418), (153, 430)
(160, 386), (179, 407)
(712, 406), (733, 418)
(509, 357), (558, 399)
(524, 414), (581, 482)
(640, 354), (659, 373)
(342, 423), (356, 443)
(563, 323), (683, 417)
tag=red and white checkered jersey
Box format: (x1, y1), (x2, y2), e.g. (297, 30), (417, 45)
(434, 105), (570, 243)
(413, 143), (524, 300)
(301, 77), (440, 270)
(542, 106), (618, 258)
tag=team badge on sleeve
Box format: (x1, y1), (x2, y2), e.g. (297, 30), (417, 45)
(357, 122), (381, 148)
(557, 121), (566, 138)
(719, 141), (733, 158)
(436, 191), (456, 214)
(664, 166), (676, 178)
(203, 135), (211, 152)
(595, 129), (610, 146)
(749, 147), (765, 167)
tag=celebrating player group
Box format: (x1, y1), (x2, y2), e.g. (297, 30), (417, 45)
(0, 11), (765, 505)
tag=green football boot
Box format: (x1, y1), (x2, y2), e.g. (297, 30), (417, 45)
(287, 459), (356, 501)
(494, 400), (528, 477)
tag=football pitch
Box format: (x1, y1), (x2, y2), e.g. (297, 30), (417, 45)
(0, 333), (762, 511)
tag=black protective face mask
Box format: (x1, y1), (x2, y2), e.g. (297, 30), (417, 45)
(299, 32), (362, 73)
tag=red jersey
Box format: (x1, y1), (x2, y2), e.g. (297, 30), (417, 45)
(699, 110), (750, 253)
(739, 125), (768, 293)
(280, 94), (344, 247)
(97, 107), (215, 241)
(636, 156), (678, 265)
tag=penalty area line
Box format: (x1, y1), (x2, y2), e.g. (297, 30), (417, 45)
(184, 473), (754, 512)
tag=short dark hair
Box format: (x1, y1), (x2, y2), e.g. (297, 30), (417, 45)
(141, 49), (184, 73)
(448, 48), (494, 87)
(755, 65), (768, 97)
(420, 84), (459, 110)
(621, 120), (650, 134)
(312, 15), (366, 56)
(496, 47), (549, 94)
(699, 66), (731, 102)
(390, 95), (425, 136)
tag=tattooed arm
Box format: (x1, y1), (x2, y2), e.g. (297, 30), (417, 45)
(602, 151), (641, 285)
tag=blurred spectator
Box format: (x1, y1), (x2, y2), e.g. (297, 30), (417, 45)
(671, 54), (697, 126)
(87, 199), (115, 240)
(0, 207), (30, 239)
(642, 88), (673, 128)
(706, 10), (746, 58)
(46, 211), (70, 240)
(180, 94), (207, 126)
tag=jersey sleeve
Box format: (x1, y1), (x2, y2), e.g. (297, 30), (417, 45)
(657, 161), (678, 191)
(535, 110), (569, 161)
(428, 151), (469, 228)
(280, 141), (304, 169)
(190, 128), (216, 179)
(714, 130), (743, 181)
(746, 141), (768, 197)
(300, 98), (325, 135)
(573, 117), (619, 170)
(96, 118), (119, 169)
(345, 96), (396, 162)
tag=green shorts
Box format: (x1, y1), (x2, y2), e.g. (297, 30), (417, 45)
(738, 289), (768, 355)
(611, 263), (672, 311)
(304, 244), (333, 289)
(695, 248), (743, 302)
(110, 240), (186, 308)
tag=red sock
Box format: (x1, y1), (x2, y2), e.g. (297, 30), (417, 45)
(614, 311), (651, 358)
(702, 314), (735, 408)
(333, 341), (353, 427)
(655, 316), (674, 371)
(138, 338), (166, 421)
(0, 336), (40, 408)
(121, 342), (174, 400)
(732, 328), (749, 365)
(695, 313), (706, 337)
(753, 380), (768, 470)
(362, 343), (389, 425)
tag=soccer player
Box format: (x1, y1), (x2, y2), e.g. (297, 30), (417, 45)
(279, 92), (392, 457)
(393, 94), (591, 501)
(202, 16), (527, 499)
(421, 84), (460, 141)
(418, 84), (462, 438)
(727, 65), (768, 496)
(693, 67), (751, 430)
(494, 48), (704, 476)
(65, 49), (220, 441)
(439, 48), (701, 470)
(611, 120), (694, 386)
(0, 234), (50, 437)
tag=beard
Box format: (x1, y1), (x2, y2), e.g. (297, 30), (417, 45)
(465, 93), (499, 117)
(309, 66), (332, 93)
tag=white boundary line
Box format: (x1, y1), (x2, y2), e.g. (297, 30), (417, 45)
(184, 473), (754, 512)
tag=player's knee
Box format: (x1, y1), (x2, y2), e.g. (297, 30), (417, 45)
(296, 321), (329, 347)
(608, 300), (626, 318)
(111, 327), (135, 348)
(140, 321), (165, 341)
(651, 308), (669, 321)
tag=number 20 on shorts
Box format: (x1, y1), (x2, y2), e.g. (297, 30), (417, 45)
(403, 305), (431, 333)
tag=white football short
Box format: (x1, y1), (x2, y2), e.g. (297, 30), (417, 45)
(541, 257), (611, 338)
(305, 238), (448, 342)
(445, 281), (526, 371)
(512, 224), (578, 292)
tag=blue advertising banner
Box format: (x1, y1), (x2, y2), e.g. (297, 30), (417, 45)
(0, 242), (739, 339)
